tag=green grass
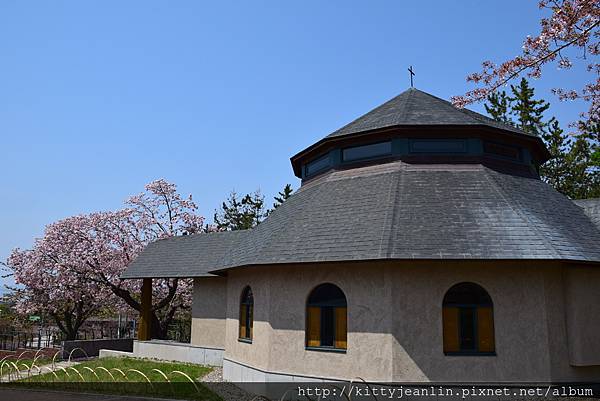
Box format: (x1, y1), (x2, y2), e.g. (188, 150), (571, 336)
(14, 357), (221, 401)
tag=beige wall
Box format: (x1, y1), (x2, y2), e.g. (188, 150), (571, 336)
(193, 261), (600, 382)
(223, 263), (394, 381)
(388, 261), (553, 382)
(564, 265), (600, 367)
(191, 277), (227, 349)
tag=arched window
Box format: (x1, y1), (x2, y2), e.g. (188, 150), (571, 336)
(239, 286), (253, 342)
(306, 283), (347, 350)
(443, 282), (495, 355)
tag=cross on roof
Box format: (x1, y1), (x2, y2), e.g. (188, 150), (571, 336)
(408, 66), (415, 87)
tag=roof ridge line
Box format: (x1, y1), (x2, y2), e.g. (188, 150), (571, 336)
(378, 168), (403, 258)
(328, 91), (410, 136)
(249, 176), (330, 263)
(481, 167), (562, 259)
(414, 89), (492, 126)
(414, 89), (531, 136)
(459, 107), (530, 135)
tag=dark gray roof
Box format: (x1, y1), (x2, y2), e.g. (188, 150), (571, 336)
(121, 230), (248, 279)
(122, 161), (600, 278)
(327, 88), (532, 138)
(574, 198), (600, 229)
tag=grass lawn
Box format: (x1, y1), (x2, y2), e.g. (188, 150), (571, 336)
(14, 357), (221, 401)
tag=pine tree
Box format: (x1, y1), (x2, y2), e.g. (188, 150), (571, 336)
(484, 78), (600, 199)
(484, 91), (512, 125)
(580, 119), (600, 169)
(214, 190), (267, 231)
(563, 132), (600, 199)
(272, 184), (293, 209)
(509, 78), (550, 136)
(241, 191), (267, 227)
(539, 119), (570, 193)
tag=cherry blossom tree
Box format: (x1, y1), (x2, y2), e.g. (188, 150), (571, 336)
(452, 0), (600, 131)
(6, 223), (112, 340)
(80, 180), (205, 339)
(5, 179), (206, 340)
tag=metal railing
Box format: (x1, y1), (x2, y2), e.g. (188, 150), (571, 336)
(0, 316), (192, 350)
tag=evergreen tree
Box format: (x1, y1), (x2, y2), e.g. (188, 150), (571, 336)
(484, 79), (600, 199)
(484, 91), (512, 125)
(579, 119), (600, 169)
(539, 119), (570, 193)
(214, 190), (267, 231)
(508, 78), (550, 136)
(562, 132), (600, 199)
(272, 184), (293, 209)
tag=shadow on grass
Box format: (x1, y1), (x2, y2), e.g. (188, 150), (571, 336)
(5, 357), (222, 401)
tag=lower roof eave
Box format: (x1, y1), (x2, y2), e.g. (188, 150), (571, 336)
(205, 257), (600, 276)
(118, 258), (600, 280)
(119, 272), (220, 280)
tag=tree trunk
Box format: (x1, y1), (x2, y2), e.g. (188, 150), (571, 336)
(150, 312), (168, 339)
(107, 278), (182, 340)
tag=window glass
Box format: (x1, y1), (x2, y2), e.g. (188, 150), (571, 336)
(306, 283), (347, 350)
(305, 154), (330, 176)
(342, 141), (392, 162)
(443, 282), (494, 355)
(409, 139), (466, 153)
(320, 307), (334, 346)
(239, 286), (254, 341)
(483, 142), (520, 160)
(459, 307), (475, 350)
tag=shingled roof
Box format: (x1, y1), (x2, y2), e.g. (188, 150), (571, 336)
(574, 198), (600, 230)
(121, 87), (600, 279)
(122, 161), (600, 279)
(122, 230), (248, 279)
(326, 88), (533, 138)
(289, 88), (550, 178)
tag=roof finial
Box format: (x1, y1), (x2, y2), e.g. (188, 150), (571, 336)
(408, 66), (415, 88)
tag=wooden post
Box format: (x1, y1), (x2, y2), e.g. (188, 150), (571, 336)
(138, 278), (152, 341)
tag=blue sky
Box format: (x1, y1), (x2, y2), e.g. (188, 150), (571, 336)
(0, 1), (590, 292)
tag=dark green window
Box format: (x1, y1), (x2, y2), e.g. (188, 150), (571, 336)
(342, 141), (392, 162)
(483, 141), (521, 160)
(409, 139), (467, 153)
(305, 154), (331, 176)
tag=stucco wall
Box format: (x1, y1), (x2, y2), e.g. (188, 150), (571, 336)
(191, 276), (227, 349)
(194, 261), (600, 382)
(223, 264), (394, 381)
(564, 265), (600, 367)
(389, 262), (553, 382)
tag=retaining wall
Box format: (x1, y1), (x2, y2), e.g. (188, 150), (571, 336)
(62, 338), (133, 359)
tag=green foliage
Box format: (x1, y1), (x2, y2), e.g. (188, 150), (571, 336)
(0, 302), (15, 320)
(0, 300), (18, 331)
(272, 184), (294, 209)
(214, 184), (295, 230)
(484, 91), (512, 124)
(485, 78), (551, 136)
(214, 190), (267, 231)
(581, 120), (600, 169)
(485, 79), (600, 199)
(509, 78), (550, 137)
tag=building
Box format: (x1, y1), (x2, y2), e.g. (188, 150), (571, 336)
(121, 88), (600, 386)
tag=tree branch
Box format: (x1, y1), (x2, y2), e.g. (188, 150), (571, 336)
(489, 20), (600, 93)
